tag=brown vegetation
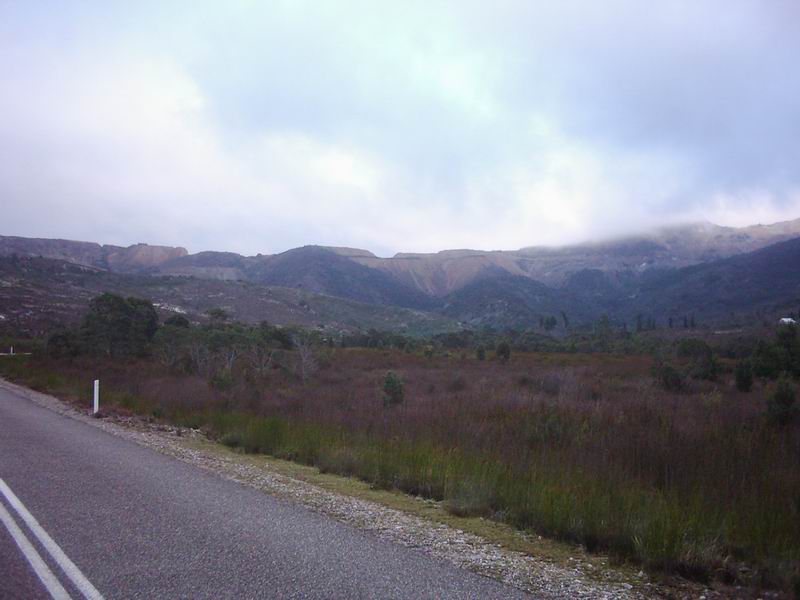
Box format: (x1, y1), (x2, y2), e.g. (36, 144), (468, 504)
(2, 348), (799, 594)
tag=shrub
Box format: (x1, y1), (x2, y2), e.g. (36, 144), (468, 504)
(476, 346), (486, 361)
(767, 378), (797, 425)
(735, 361), (753, 392)
(210, 369), (235, 391)
(690, 354), (719, 381)
(383, 371), (404, 407)
(676, 338), (712, 359)
(752, 340), (783, 379)
(654, 362), (683, 392)
(46, 329), (81, 359)
(220, 431), (243, 448)
(495, 341), (511, 364)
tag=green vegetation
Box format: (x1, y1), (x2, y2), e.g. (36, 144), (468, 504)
(495, 341), (511, 364)
(45, 293), (158, 358)
(382, 371), (404, 407)
(4, 293), (800, 594)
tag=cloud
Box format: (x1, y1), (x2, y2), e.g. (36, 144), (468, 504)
(1, 1), (799, 256)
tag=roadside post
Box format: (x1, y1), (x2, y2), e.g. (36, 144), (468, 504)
(93, 380), (100, 415)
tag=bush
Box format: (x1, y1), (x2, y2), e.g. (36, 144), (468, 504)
(495, 341), (511, 364)
(676, 338), (712, 359)
(46, 329), (81, 359)
(752, 340), (784, 379)
(383, 371), (404, 407)
(767, 378), (797, 425)
(654, 362), (683, 392)
(220, 431), (244, 448)
(735, 361), (753, 392)
(210, 370), (235, 391)
(690, 354), (718, 381)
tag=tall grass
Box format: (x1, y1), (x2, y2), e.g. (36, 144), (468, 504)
(2, 350), (798, 592)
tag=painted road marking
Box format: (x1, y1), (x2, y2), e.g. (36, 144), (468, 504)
(0, 478), (105, 600)
(0, 497), (72, 599)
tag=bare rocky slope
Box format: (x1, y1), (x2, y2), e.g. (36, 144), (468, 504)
(0, 235), (188, 272)
(351, 219), (800, 294)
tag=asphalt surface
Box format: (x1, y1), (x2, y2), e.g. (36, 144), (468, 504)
(0, 385), (532, 599)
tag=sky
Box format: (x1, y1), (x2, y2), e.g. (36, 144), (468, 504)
(1, 1), (799, 257)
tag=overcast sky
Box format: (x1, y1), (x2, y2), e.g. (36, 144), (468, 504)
(1, 1), (799, 256)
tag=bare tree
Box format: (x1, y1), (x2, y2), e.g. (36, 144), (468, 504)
(219, 346), (238, 372)
(292, 335), (318, 383)
(247, 344), (275, 377)
(189, 341), (211, 376)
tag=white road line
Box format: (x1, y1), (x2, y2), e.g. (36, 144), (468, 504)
(0, 498), (72, 600)
(0, 478), (104, 600)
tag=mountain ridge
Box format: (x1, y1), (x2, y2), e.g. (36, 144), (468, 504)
(2, 217), (799, 330)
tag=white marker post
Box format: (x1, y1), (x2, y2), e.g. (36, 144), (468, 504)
(9, 346), (13, 355)
(93, 380), (100, 415)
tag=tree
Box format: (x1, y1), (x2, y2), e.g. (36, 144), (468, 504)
(383, 371), (404, 407)
(752, 340), (783, 379)
(81, 293), (158, 357)
(775, 323), (800, 376)
(292, 333), (318, 383)
(46, 329), (81, 359)
(127, 297), (159, 354)
(495, 341), (511, 364)
(153, 323), (192, 370)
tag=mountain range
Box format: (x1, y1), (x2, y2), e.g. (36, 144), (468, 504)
(2, 218), (800, 336)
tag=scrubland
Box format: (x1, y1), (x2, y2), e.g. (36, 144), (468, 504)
(2, 348), (798, 594)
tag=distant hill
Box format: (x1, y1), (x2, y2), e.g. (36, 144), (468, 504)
(5, 219), (800, 300)
(2, 218), (800, 333)
(351, 219), (800, 294)
(442, 269), (592, 330)
(158, 246), (438, 310)
(629, 236), (800, 324)
(0, 256), (458, 338)
(437, 237), (800, 329)
(243, 246), (440, 310)
(0, 236), (187, 272)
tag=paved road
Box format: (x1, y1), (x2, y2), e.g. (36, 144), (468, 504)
(0, 385), (531, 599)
